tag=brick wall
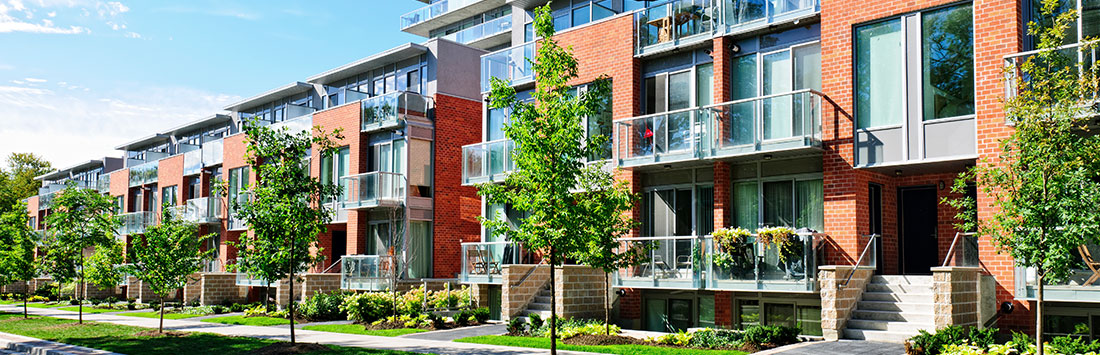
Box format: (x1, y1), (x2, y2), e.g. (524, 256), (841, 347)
(555, 266), (609, 320)
(433, 93), (483, 278)
(158, 154), (184, 206)
(819, 265), (875, 340)
(300, 273), (341, 302)
(312, 101), (364, 258)
(183, 273), (202, 304)
(501, 264), (550, 319)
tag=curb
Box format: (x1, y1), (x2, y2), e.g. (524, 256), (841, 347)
(0, 331), (122, 355)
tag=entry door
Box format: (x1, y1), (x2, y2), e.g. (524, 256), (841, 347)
(899, 187), (938, 274)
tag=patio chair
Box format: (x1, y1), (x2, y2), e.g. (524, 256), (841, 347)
(1079, 244), (1100, 285)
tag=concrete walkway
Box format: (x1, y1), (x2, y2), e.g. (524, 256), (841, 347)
(0, 331), (121, 355)
(759, 340), (905, 355)
(0, 304), (596, 355)
(401, 323), (507, 341)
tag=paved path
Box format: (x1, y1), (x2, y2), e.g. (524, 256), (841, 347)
(760, 340), (905, 355)
(0, 304), (597, 355)
(0, 331), (120, 355)
(401, 323), (507, 341)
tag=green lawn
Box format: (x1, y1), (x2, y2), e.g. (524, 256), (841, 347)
(0, 313), (421, 355)
(200, 315), (290, 326)
(118, 311), (206, 319)
(57, 306), (124, 314)
(455, 335), (747, 355)
(302, 324), (428, 337)
(24, 303), (67, 309)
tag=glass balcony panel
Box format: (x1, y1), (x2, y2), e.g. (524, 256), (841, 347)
(128, 161), (159, 187)
(615, 109), (704, 167)
(341, 172), (405, 209)
(97, 174), (111, 193)
(202, 139), (224, 167)
(171, 197), (223, 224)
(442, 15), (512, 45)
(400, 0), (485, 29)
(360, 92), (429, 132)
(704, 233), (817, 291)
(635, 0), (717, 55)
(461, 139), (513, 185)
(722, 0), (819, 32)
(117, 211), (157, 235)
(459, 242), (522, 284)
(1004, 42), (1100, 101)
(709, 90), (822, 158)
(183, 149), (202, 176)
(481, 42), (536, 92)
(614, 237), (702, 289)
(942, 233), (979, 268)
(341, 255), (396, 291)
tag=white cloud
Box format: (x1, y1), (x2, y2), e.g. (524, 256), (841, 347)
(123, 30), (137, 38)
(23, 77), (45, 83)
(46, 11), (55, 17)
(8, 0), (24, 12)
(0, 83), (240, 169)
(9, 80), (23, 84)
(0, 0), (127, 35)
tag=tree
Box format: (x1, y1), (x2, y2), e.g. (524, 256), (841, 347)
(42, 183), (121, 324)
(0, 201), (38, 318)
(0, 153), (52, 214)
(126, 208), (213, 332)
(83, 240), (124, 300)
(229, 121), (343, 344)
(476, 5), (616, 353)
(946, 1), (1100, 353)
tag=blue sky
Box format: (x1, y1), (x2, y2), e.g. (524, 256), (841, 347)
(0, 0), (424, 169)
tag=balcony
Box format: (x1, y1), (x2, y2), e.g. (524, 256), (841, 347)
(461, 139), (514, 185)
(38, 192), (55, 211)
(360, 91), (430, 132)
(1004, 41), (1099, 101)
(1013, 242), (1100, 303)
(235, 262), (273, 287)
(128, 160), (158, 187)
(340, 172), (405, 210)
(202, 138), (224, 167)
(481, 42), (535, 93)
(227, 191), (251, 231)
(612, 233), (820, 292)
(441, 15), (511, 48)
(614, 90), (824, 168)
(96, 174), (111, 193)
(270, 104), (316, 133)
(399, 0), (503, 36)
(169, 197), (224, 224)
(341, 254), (396, 291)
(635, 0), (718, 56)
(118, 211), (157, 235)
(720, 0), (820, 35)
(459, 242), (522, 284)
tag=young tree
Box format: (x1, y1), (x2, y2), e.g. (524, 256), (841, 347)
(947, 1), (1100, 352)
(0, 202), (38, 318)
(229, 121), (343, 344)
(477, 5), (617, 353)
(126, 208), (213, 332)
(0, 153), (52, 214)
(43, 183), (121, 324)
(83, 240), (124, 300)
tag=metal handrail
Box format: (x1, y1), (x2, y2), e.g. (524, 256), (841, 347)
(321, 256), (344, 274)
(1002, 39), (1100, 61)
(460, 138), (512, 151)
(841, 234), (879, 288)
(941, 232), (977, 267)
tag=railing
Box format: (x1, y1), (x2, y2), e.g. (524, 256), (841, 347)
(235, 265), (273, 287)
(183, 148), (203, 176)
(459, 241), (523, 284)
(116, 264), (133, 286)
(1004, 40), (1099, 100)
(271, 110), (315, 133)
(340, 172), (405, 209)
(840, 234), (879, 288)
(613, 90), (824, 168)
(361, 91), (430, 132)
(38, 191), (56, 210)
(635, 0), (718, 55)
(341, 254), (396, 291)
(202, 139), (224, 167)
(96, 174), (111, 193)
(481, 42), (536, 92)
(942, 232), (979, 267)
(461, 139), (515, 185)
(1016, 242), (1100, 302)
(169, 197), (224, 224)
(722, 0), (820, 32)
(615, 236), (704, 289)
(128, 160), (158, 187)
(117, 211), (157, 235)
(227, 190), (251, 231)
(400, 0), (484, 29)
(442, 15), (511, 45)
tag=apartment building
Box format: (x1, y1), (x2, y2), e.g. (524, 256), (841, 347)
(18, 0), (1100, 343)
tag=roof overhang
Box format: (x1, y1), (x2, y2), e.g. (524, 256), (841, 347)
(35, 159), (104, 181)
(306, 43), (428, 85)
(114, 133), (171, 151)
(163, 114), (233, 136)
(223, 82), (314, 112)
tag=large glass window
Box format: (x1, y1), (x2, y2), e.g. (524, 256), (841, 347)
(855, 19), (904, 128)
(321, 147), (350, 204)
(730, 41), (821, 141)
(733, 178), (823, 231)
(921, 4), (974, 121)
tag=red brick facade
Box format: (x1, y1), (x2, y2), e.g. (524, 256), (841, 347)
(433, 93), (484, 278)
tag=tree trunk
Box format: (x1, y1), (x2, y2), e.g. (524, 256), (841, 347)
(23, 290), (28, 319)
(160, 295), (165, 333)
(550, 248), (557, 355)
(604, 272), (610, 335)
(289, 259), (296, 344)
(1037, 274), (1044, 355)
(79, 253), (84, 324)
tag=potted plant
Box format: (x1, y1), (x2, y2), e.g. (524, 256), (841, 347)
(711, 227), (754, 279)
(755, 227), (804, 279)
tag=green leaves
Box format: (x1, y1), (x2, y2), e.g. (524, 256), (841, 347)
(126, 208), (212, 298)
(41, 182), (122, 286)
(0, 201), (36, 287)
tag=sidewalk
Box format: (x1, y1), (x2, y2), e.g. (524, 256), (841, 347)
(0, 331), (121, 355)
(0, 304), (597, 355)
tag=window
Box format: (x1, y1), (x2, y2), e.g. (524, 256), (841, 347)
(738, 300), (760, 329)
(227, 166), (250, 215)
(731, 40), (821, 140)
(1023, 0), (1099, 48)
(855, 3), (974, 128)
(549, 0), (635, 32)
(161, 186), (177, 210)
(731, 159), (824, 231)
(321, 147), (350, 204)
(186, 177), (200, 201)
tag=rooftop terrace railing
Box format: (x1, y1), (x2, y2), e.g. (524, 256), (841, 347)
(400, 0), (486, 29)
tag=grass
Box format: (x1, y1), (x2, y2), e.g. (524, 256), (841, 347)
(57, 306), (125, 314)
(455, 335), (748, 355)
(302, 324), (428, 337)
(200, 315), (290, 326)
(118, 311), (206, 319)
(0, 313), (420, 355)
(24, 302), (67, 309)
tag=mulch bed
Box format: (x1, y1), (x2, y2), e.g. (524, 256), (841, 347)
(245, 343), (330, 355)
(134, 330), (188, 337)
(563, 334), (646, 346)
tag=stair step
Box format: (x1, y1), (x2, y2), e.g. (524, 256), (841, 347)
(851, 309), (934, 323)
(844, 328), (919, 343)
(865, 282), (933, 294)
(870, 275), (933, 286)
(847, 319), (933, 332)
(539, 289), (552, 297)
(861, 291), (933, 303)
(527, 303), (552, 311)
(856, 301), (934, 313)
(534, 296), (552, 304)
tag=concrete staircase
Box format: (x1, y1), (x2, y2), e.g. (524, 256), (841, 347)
(844, 275), (934, 343)
(520, 284), (554, 320)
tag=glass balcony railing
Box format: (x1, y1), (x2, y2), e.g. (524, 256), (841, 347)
(1016, 243), (1100, 302)
(612, 232), (819, 291)
(202, 138), (224, 167)
(442, 15), (512, 45)
(1004, 41), (1099, 101)
(721, 0), (820, 33)
(459, 241), (522, 284)
(481, 42), (535, 92)
(97, 174), (111, 193)
(38, 191), (56, 211)
(340, 172), (405, 210)
(361, 91), (430, 132)
(461, 139), (515, 185)
(341, 254), (396, 291)
(614, 90), (824, 168)
(635, 0), (718, 55)
(169, 197), (224, 224)
(235, 260), (273, 287)
(271, 104), (316, 133)
(183, 147), (202, 176)
(128, 160), (158, 187)
(118, 211), (157, 235)
(400, 0), (484, 29)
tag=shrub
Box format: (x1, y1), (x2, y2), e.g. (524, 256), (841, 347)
(651, 330), (694, 346)
(244, 305), (268, 317)
(90, 299), (102, 306)
(454, 309), (472, 326)
(269, 309), (290, 319)
(105, 296), (118, 304)
(906, 326), (991, 355)
(528, 313), (544, 330)
(229, 303), (247, 313)
(560, 322), (620, 339)
(68, 299), (80, 305)
(689, 328), (744, 349)
(507, 317), (527, 335)
(211, 305), (227, 314)
(33, 285), (55, 299)
(27, 295), (49, 302)
(427, 286), (472, 310)
(427, 313), (445, 329)
(180, 306), (214, 316)
(742, 325), (800, 347)
(473, 307), (490, 323)
(342, 292), (395, 323)
(298, 291), (348, 321)
(187, 300), (200, 307)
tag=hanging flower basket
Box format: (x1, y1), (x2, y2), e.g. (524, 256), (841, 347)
(755, 227), (801, 264)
